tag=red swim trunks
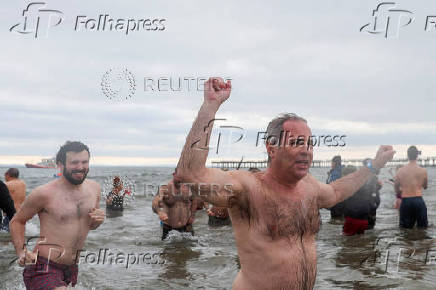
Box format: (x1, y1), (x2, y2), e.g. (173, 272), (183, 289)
(343, 216), (368, 236)
(23, 256), (78, 289)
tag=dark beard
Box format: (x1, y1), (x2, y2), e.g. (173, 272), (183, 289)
(63, 168), (88, 185)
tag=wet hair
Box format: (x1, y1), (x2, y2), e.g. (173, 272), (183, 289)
(265, 113), (307, 162)
(407, 145), (420, 161)
(248, 167), (260, 173)
(5, 168), (19, 178)
(332, 155), (342, 168)
(56, 141), (90, 165)
(113, 176), (121, 187)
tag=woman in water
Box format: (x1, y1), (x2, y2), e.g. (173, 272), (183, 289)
(106, 176), (130, 216)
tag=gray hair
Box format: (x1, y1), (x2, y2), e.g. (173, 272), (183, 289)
(265, 113), (307, 162)
(5, 168), (19, 178)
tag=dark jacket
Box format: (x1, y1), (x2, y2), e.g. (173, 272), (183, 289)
(327, 166), (345, 218)
(344, 176), (380, 220)
(0, 180), (16, 220)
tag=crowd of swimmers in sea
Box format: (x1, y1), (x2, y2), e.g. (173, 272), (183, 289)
(0, 143), (429, 288)
(3, 145), (426, 239)
(0, 78), (430, 289)
(148, 145), (428, 240)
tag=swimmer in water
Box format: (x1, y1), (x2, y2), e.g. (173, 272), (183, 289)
(207, 205), (231, 226)
(342, 164), (380, 235)
(169, 77), (395, 289)
(106, 176), (129, 212)
(10, 141), (105, 289)
(395, 146), (428, 229)
(152, 178), (198, 240)
(5, 168), (26, 212)
(327, 155), (345, 219)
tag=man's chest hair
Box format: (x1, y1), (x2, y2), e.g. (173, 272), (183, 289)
(247, 183), (320, 239)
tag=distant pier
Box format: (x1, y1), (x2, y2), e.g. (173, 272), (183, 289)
(211, 157), (436, 169)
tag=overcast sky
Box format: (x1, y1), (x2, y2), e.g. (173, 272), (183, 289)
(1, 0), (435, 166)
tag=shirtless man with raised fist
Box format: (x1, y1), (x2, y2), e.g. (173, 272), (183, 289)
(171, 77), (395, 289)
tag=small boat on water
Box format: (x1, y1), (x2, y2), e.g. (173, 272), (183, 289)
(25, 157), (57, 169)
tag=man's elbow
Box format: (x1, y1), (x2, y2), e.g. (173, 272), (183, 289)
(9, 216), (25, 231)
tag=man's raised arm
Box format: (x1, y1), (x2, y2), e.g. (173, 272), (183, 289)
(317, 146), (395, 209)
(152, 184), (169, 222)
(175, 77), (245, 207)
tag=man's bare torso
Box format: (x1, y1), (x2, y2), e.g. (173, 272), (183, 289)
(396, 163), (427, 198)
(34, 179), (99, 265)
(230, 172), (321, 290)
(162, 189), (193, 228)
(6, 179), (26, 211)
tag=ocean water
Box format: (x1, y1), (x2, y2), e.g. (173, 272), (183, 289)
(0, 166), (435, 289)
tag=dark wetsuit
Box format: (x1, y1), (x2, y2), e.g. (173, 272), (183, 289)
(343, 176), (380, 235)
(161, 223), (194, 240)
(106, 191), (124, 211)
(327, 167), (345, 218)
(0, 180), (16, 231)
(23, 256), (78, 289)
(106, 191), (124, 218)
(367, 178), (381, 229)
(400, 196), (428, 228)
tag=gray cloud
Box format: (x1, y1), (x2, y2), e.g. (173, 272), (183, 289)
(1, 0), (435, 164)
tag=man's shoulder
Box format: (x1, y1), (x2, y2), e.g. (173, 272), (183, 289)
(85, 179), (100, 190)
(224, 169), (258, 192)
(302, 174), (321, 187)
(228, 169), (255, 180)
(402, 164), (426, 174)
(30, 182), (53, 201)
